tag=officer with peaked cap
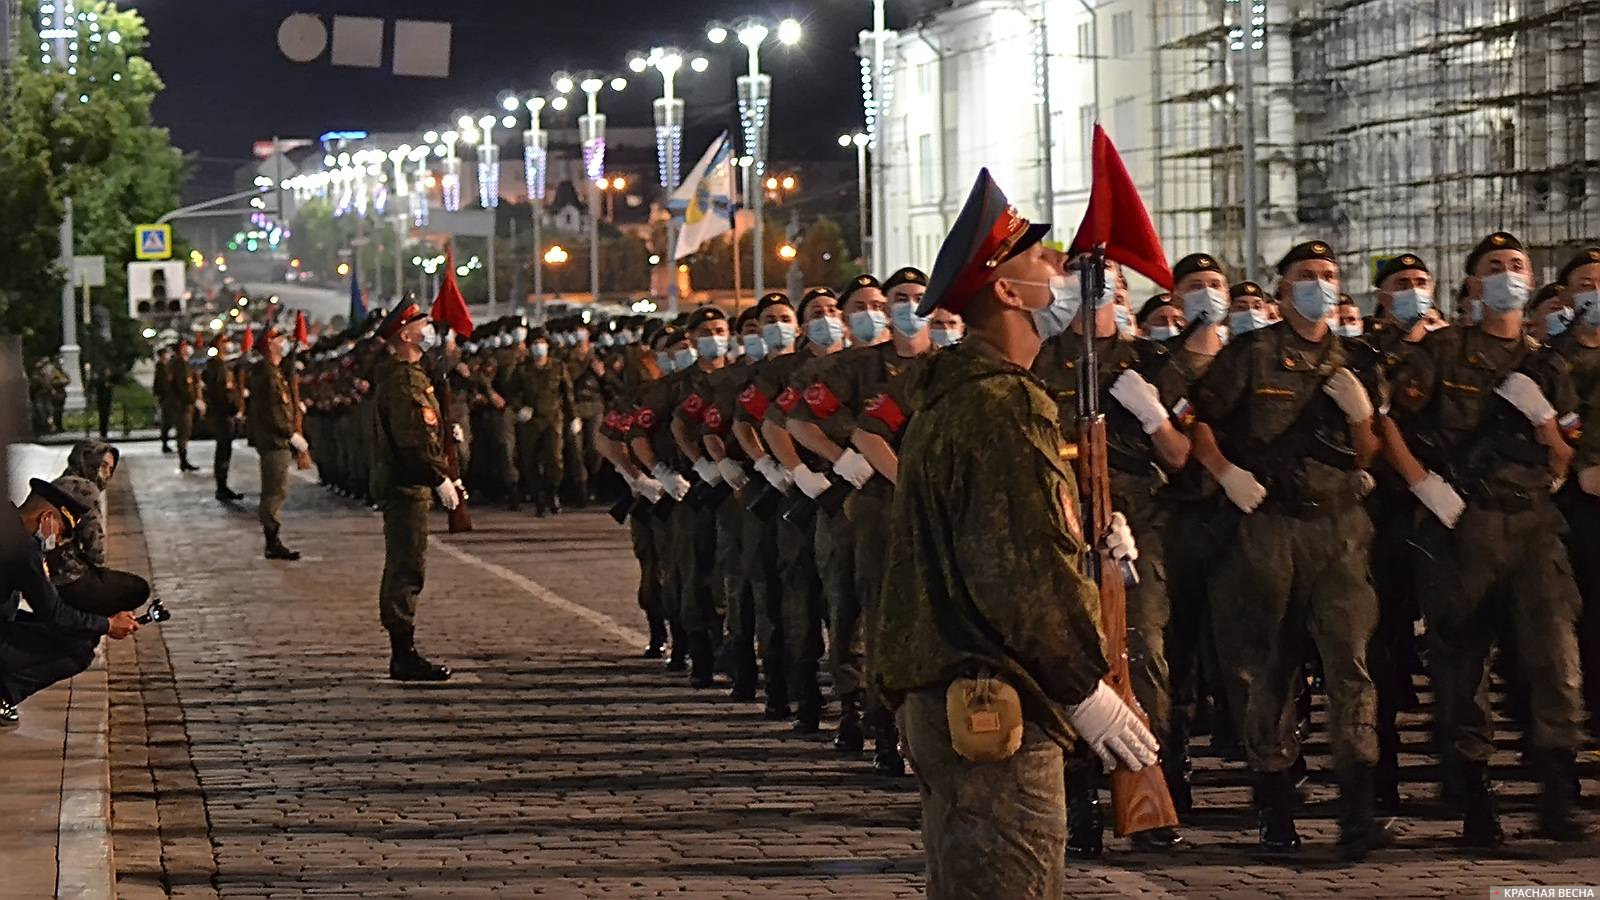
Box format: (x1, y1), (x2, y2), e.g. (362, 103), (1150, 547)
(372, 296), (456, 682)
(873, 169), (1154, 899)
(247, 322), (306, 561)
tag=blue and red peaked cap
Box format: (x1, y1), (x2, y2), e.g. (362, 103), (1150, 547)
(919, 168), (1051, 317)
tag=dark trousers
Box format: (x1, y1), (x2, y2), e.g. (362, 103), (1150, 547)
(0, 620), (99, 705)
(57, 567), (151, 617)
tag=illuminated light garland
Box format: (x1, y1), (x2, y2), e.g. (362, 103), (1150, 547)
(477, 143), (501, 208)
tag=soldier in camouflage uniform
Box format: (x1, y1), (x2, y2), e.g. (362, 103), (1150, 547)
(493, 322), (530, 508)
(1557, 247), (1600, 739)
(510, 328), (576, 517)
(371, 298), (457, 682)
(203, 334), (245, 501)
(564, 324), (606, 506)
(875, 170), (1154, 900)
(1193, 240), (1390, 857)
(246, 324), (305, 561)
(163, 341), (201, 472)
(758, 288), (848, 731)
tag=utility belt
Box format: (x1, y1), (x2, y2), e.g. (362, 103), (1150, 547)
(1460, 481), (1542, 513)
(1261, 486), (1362, 519)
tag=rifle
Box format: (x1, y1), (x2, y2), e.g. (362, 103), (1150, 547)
(1076, 250), (1179, 837)
(436, 362), (474, 534)
(286, 353), (313, 470)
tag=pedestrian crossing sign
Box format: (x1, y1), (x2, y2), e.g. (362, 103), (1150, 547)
(135, 224), (172, 260)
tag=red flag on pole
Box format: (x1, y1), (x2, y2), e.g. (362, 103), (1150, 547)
(239, 327), (253, 354)
(293, 310), (309, 346)
(430, 243), (474, 336)
(1069, 125), (1174, 290)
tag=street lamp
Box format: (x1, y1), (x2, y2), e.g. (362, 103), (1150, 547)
(574, 72), (626, 303)
(839, 132), (870, 261)
(627, 45), (708, 314)
(704, 16), (802, 298)
(512, 95), (553, 305)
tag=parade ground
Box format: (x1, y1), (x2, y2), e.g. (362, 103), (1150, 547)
(10, 443), (1580, 898)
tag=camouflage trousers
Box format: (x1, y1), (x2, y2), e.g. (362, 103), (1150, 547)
(898, 688), (1067, 900)
(716, 490), (754, 675)
(816, 503), (862, 701)
(257, 449), (290, 534)
(777, 505), (824, 709)
(1209, 503), (1379, 773)
(1418, 501), (1584, 761)
(378, 487), (431, 634)
(741, 500), (784, 694)
(209, 416), (235, 487)
(165, 405), (193, 455)
(516, 419), (563, 497)
(670, 500), (721, 635)
(849, 482), (894, 735)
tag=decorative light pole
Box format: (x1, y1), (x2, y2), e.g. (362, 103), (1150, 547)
(569, 72), (627, 304)
(838, 132), (870, 263)
(475, 113), (500, 313)
(513, 94), (551, 306)
(628, 47), (708, 314)
(707, 16), (801, 299)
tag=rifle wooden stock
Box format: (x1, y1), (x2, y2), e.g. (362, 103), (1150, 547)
(287, 362), (313, 470)
(1074, 250), (1177, 838)
(437, 380), (473, 534)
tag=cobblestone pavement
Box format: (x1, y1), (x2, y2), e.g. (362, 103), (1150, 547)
(106, 444), (1599, 898)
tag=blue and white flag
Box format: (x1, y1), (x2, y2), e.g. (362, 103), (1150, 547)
(669, 132), (735, 260)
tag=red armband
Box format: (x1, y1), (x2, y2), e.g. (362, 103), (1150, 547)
(702, 405), (727, 435)
(864, 393), (907, 434)
(739, 384), (771, 422)
(803, 382), (841, 419)
(679, 392), (707, 422)
(776, 387), (801, 414)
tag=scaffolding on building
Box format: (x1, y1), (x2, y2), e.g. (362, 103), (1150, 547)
(1157, 0), (1600, 306)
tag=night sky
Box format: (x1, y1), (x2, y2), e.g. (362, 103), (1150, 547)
(137, 1), (940, 194)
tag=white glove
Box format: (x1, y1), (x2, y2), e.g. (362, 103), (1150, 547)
(717, 458), (751, 490)
(1067, 681), (1160, 773)
(453, 478), (469, 502)
(1101, 511), (1138, 564)
(755, 456), (792, 492)
(434, 478), (461, 511)
(1109, 370), (1168, 435)
(832, 449), (874, 489)
(1323, 367), (1375, 423)
(1409, 471), (1465, 528)
(692, 457), (724, 486)
(569, 418), (583, 436)
(1496, 372), (1555, 426)
(450, 423), (465, 444)
(195, 398), (207, 417)
(652, 463), (691, 500)
(1218, 464), (1267, 513)
(632, 475), (665, 503)
(791, 464), (832, 499)
(288, 433), (309, 453)
(516, 407), (534, 424)
(1580, 466), (1600, 498)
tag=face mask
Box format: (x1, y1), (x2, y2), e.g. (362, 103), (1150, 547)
(1149, 324), (1182, 342)
(1026, 276), (1082, 340)
(889, 302), (928, 338)
(1573, 291), (1600, 328)
(696, 335), (729, 360)
(1389, 288), (1433, 325)
(576, 330), (589, 343)
(1230, 309), (1271, 334)
(276, 339), (293, 357)
(849, 309), (889, 344)
(35, 522), (56, 552)
(807, 316), (846, 347)
(1331, 321), (1364, 338)
(762, 321), (797, 351)
(1182, 287), (1229, 327)
(1113, 305), (1135, 338)
(674, 346), (699, 370)
(1545, 308), (1573, 338)
(1480, 272), (1530, 313)
(599, 333), (614, 347)
(742, 334), (768, 361)
(655, 351), (674, 373)
(930, 327), (962, 347)
(1291, 279), (1340, 322)
(514, 327), (529, 343)
(531, 342), (549, 360)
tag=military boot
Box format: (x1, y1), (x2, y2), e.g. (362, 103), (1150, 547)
(871, 720), (907, 777)
(688, 630), (716, 688)
(762, 647), (791, 720)
(1254, 770), (1302, 854)
(178, 450), (199, 472)
(728, 640), (758, 702)
(1458, 759), (1505, 848)
(1336, 765), (1395, 861)
(665, 621), (688, 672)
(547, 488), (562, 515)
(643, 613), (667, 659)
(531, 489), (547, 517)
(1535, 750), (1590, 842)
(1164, 716), (1194, 816)
(833, 695), (865, 752)
(263, 527), (301, 561)
(1066, 771), (1104, 860)
(388, 629), (451, 682)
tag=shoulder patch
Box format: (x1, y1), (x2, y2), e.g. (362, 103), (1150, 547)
(635, 407), (657, 430)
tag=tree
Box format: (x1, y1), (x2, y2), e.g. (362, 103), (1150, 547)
(0, 0), (186, 376)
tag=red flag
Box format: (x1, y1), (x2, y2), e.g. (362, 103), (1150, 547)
(1069, 125), (1173, 290)
(430, 243), (474, 336)
(240, 327), (254, 354)
(293, 310), (309, 346)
